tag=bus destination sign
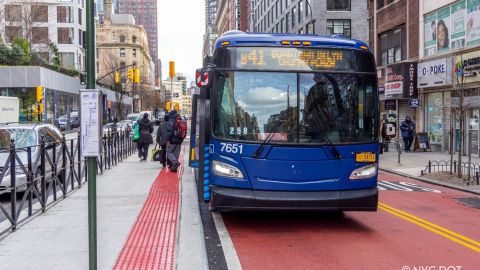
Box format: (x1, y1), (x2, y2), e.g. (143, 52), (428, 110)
(236, 48), (346, 70)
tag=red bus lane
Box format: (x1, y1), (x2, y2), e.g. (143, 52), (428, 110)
(222, 172), (480, 270)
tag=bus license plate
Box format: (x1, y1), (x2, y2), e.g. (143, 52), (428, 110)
(356, 152), (376, 162)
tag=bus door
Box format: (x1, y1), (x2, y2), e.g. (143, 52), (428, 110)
(190, 69), (213, 203)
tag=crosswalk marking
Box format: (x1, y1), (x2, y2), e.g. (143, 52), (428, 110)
(378, 181), (441, 193)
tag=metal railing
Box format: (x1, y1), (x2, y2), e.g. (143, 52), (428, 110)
(0, 130), (135, 236)
(421, 160), (480, 185)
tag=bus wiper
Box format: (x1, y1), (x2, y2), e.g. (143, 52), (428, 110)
(319, 133), (342, 160)
(253, 122), (282, 159)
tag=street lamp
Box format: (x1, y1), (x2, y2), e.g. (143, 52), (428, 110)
(305, 0), (315, 34)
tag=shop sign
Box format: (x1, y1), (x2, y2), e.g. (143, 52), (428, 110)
(418, 58), (453, 88)
(385, 100), (396, 110)
(409, 98), (420, 108)
(384, 62), (418, 99)
(456, 50), (480, 83)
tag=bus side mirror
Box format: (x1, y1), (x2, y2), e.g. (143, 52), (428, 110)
(195, 68), (214, 88)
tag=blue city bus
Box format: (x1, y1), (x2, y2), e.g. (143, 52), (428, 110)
(191, 31), (379, 211)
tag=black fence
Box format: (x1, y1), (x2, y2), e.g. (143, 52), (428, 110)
(421, 160), (480, 185)
(0, 130), (135, 236)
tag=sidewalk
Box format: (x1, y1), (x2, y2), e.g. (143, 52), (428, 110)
(0, 145), (207, 270)
(379, 149), (480, 194)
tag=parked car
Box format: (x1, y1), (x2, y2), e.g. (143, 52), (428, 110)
(57, 111), (79, 131)
(0, 123), (64, 192)
(127, 113), (141, 122)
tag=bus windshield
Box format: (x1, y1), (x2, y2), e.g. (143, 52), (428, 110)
(212, 47), (378, 145)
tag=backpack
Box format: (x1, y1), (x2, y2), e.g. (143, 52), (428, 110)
(173, 115), (187, 140)
(132, 123), (140, 141)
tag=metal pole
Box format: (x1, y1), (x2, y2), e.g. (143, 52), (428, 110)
(86, 0), (97, 268)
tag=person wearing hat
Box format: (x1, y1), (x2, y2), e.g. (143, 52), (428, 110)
(136, 113), (154, 161)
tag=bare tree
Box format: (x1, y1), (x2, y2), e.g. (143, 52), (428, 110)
(450, 56), (476, 178)
(100, 53), (132, 119)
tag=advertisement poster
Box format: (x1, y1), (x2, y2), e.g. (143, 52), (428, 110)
(466, 0), (480, 47)
(384, 62), (417, 99)
(451, 0), (466, 50)
(424, 13), (437, 56)
(436, 6), (451, 53)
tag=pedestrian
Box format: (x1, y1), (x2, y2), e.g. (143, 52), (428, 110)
(156, 115), (169, 167)
(400, 116), (415, 152)
(137, 113), (154, 161)
(166, 109), (186, 172)
(111, 116), (118, 145)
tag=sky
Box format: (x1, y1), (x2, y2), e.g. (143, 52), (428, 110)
(157, 0), (205, 84)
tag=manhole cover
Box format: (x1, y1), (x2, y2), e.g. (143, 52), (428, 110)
(456, 197), (480, 209)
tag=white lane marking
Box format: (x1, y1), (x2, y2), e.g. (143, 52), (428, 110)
(212, 212), (243, 270)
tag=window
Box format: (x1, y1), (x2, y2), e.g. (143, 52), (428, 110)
(60, 52), (75, 69)
(132, 36), (137, 43)
(57, 27), (74, 44)
(306, 0), (310, 16)
(78, 8), (82, 25)
(32, 6), (49, 22)
(120, 35), (125, 43)
(286, 12), (290, 32)
(57, 6), (74, 23)
(5, 26), (22, 43)
(120, 48), (125, 57)
(377, 0), (396, 9)
(133, 49), (137, 57)
(379, 27), (405, 66)
(298, 0), (303, 22)
(327, 0), (350, 11)
(326, 19), (351, 38)
(32, 27), (49, 44)
(292, 6), (296, 27)
(5, 5), (22, 22)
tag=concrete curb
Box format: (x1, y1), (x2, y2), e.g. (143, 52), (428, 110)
(379, 168), (480, 196)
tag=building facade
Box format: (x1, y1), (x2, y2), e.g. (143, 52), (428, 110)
(369, 0), (420, 151)
(113, 0), (158, 78)
(215, 0), (249, 36)
(96, 1), (153, 90)
(162, 73), (190, 115)
(416, 0), (480, 156)
(1, 0), (87, 72)
(203, 0), (219, 59)
(250, 0), (368, 41)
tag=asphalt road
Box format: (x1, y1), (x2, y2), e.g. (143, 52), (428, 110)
(220, 172), (480, 270)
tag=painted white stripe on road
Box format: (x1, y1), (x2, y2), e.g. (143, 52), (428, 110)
(212, 212), (243, 270)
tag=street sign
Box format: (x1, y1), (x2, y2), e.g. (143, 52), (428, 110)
(80, 89), (101, 157)
(409, 98), (420, 108)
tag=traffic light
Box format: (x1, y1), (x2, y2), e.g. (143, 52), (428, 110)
(134, 68), (140, 83)
(36, 86), (43, 102)
(169, 61), (175, 78)
(38, 104), (44, 113)
(127, 68), (134, 81)
(115, 71), (120, 83)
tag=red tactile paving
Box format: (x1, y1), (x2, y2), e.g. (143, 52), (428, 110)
(113, 162), (182, 270)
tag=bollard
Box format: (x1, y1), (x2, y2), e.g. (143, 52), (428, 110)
(428, 160), (431, 174)
(27, 147), (33, 216)
(40, 138), (46, 212)
(62, 136), (67, 197)
(397, 141), (401, 165)
(10, 140), (17, 230)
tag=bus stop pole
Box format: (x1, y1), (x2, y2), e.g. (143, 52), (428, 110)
(86, 0), (97, 269)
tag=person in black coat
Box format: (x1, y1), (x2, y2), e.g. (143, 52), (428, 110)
(165, 109), (182, 172)
(156, 115), (169, 167)
(137, 113), (154, 161)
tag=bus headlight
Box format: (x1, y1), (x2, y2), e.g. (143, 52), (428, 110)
(349, 164), (377, 180)
(212, 160), (244, 179)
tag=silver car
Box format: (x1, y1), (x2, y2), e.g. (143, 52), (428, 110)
(0, 123), (64, 192)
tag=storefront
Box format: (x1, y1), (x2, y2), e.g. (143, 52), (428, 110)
(417, 57), (454, 152)
(457, 50), (480, 156)
(378, 62), (418, 138)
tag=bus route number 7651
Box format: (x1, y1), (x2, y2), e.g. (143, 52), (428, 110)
(220, 143), (243, 154)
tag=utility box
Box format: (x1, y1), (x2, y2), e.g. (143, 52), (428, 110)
(0, 97), (20, 124)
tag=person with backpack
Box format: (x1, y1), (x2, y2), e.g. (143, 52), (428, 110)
(137, 113), (154, 161)
(155, 115), (169, 167)
(166, 109), (187, 172)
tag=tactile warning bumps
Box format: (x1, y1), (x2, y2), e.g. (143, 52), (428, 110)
(113, 167), (181, 270)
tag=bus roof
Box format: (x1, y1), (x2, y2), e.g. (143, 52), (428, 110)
(214, 31), (369, 51)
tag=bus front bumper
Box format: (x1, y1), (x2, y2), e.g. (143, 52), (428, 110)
(210, 186), (378, 211)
